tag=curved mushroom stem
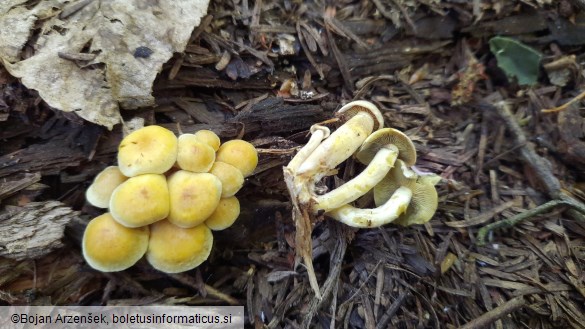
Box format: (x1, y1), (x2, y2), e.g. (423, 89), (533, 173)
(326, 186), (412, 228)
(296, 111), (376, 180)
(287, 125), (330, 172)
(313, 145), (399, 213)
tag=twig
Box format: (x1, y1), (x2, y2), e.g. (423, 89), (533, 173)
(376, 290), (410, 329)
(477, 198), (585, 245)
(168, 273), (240, 305)
(541, 89), (585, 113)
(458, 296), (526, 329)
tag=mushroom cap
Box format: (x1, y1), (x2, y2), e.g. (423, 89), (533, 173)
(176, 134), (216, 173)
(82, 213), (149, 272)
(194, 129), (221, 151)
(209, 161), (244, 197)
(167, 170), (222, 228)
(118, 125), (178, 177)
(109, 174), (170, 227)
(215, 140), (258, 177)
(373, 159), (418, 206)
(205, 196), (240, 231)
(146, 220), (213, 273)
(336, 100), (385, 131)
(393, 174), (440, 226)
(86, 166), (128, 208)
(355, 128), (417, 166)
(309, 124), (331, 138)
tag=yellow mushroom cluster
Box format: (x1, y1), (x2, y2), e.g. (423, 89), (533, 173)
(284, 100), (440, 228)
(83, 126), (258, 273)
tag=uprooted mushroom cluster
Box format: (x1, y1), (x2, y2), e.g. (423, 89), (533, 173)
(285, 100), (440, 228)
(83, 126), (258, 273)
(284, 100), (440, 295)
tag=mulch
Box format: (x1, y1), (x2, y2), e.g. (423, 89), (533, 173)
(1, 1), (584, 328)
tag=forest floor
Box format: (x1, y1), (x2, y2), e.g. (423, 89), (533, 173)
(1, 1), (585, 328)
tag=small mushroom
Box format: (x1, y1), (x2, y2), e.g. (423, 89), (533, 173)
(326, 186), (413, 228)
(209, 161), (244, 198)
(216, 140), (258, 177)
(109, 174), (170, 227)
(286, 124), (330, 173)
(176, 134), (216, 173)
(373, 159), (418, 206)
(355, 128), (417, 166)
(394, 174), (440, 226)
(194, 129), (221, 151)
(167, 170), (222, 228)
(313, 145), (399, 212)
(82, 213), (149, 272)
(146, 220), (213, 273)
(85, 166), (128, 208)
(311, 127), (417, 213)
(296, 101), (384, 180)
(205, 196), (240, 231)
(117, 125), (178, 177)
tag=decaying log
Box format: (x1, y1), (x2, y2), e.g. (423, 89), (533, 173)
(0, 201), (77, 260)
(0, 136), (86, 178)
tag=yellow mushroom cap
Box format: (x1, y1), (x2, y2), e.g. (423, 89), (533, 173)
(355, 128), (417, 166)
(118, 125), (178, 177)
(394, 174), (440, 226)
(205, 196), (240, 231)
(194, 129), (221, 151)
(336, 100), (385, 131)
(209, 161), (244, 197)
(167, 170), (222, 228)
(86, 166), (128, 208)
(215, 140), (258, 177)
(109, 174), (170, 227)
(176, 134), (216, 173)
(146, 220), (213, 273)
(82, 213), (149, 272)
(373, 159), (418, 206)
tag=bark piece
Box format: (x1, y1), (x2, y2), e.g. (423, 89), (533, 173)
(0, 201), (77, 260)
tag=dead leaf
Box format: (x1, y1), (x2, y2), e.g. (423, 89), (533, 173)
(0, 0), (210, 129)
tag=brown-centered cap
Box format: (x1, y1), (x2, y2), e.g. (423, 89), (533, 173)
(215, 140), (258, 177)
(204, 196), (240, 231)
(193, 129), (221, 151)
(393, 174), (440, 226)
(373, 159), (418, 206)
(86, 166), (128, 208)
(109, 174), (170, 228)
(176, 134), (216, 173)
(167, 170), (222, 228)
(209, 161), (244, 198)
(82, 213), (149, 272)
(336, 100), (385, 131)
(355, 128), (416, 166)
(146, 220), (213, 273)
(118, 125), (178, 177)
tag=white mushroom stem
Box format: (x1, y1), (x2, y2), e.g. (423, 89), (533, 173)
(287, 125), (330, 172)
(313, 145), (399, 213)
(326, 186), (413, 228)
(296, 111), (375, 180)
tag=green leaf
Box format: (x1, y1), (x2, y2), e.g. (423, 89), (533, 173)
(489, 36), (543, 86)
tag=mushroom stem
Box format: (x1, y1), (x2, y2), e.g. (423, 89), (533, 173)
(287, 125), (330, 172)
(326, 186), (413, 228)
(296, 111), (375, 179)
(313, 145), (399, 212)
